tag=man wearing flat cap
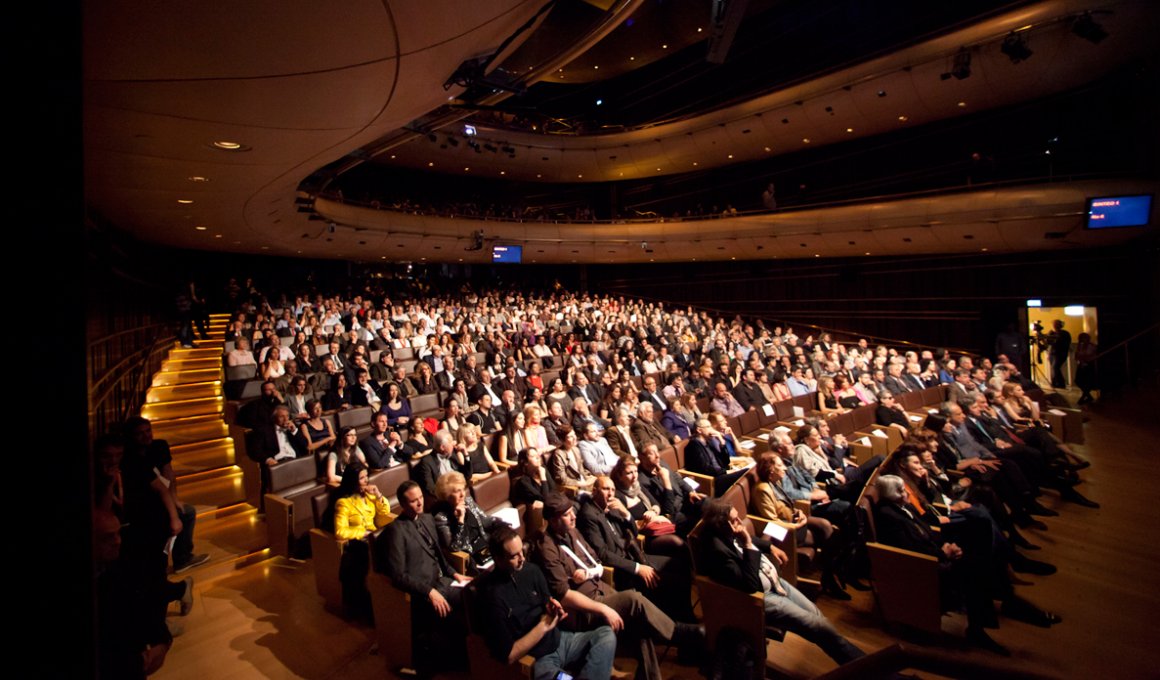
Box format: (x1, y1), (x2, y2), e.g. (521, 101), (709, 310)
(530, 493), (704, 680)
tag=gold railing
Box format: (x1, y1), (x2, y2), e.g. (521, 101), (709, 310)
(87, 324), (171, 445)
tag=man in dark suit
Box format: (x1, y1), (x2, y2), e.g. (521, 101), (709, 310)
(682, 418), (747, 496)
(732, 369), (768, 412)
(638, 375), (669, 414)
(411, 431), (468, 497)
(883, 362), (913, 396)
(469, 368), (503, 406)
(359, 412), (403, 469)
(630, 402), (675, 453)
(493, 389), (521, 430)
(568, 372), (602, 408)
(248, 405), (308, 467)
(698, 499), (865, 666)
(494, 366), (527, 401)
(872, 475), (1059, 654)
(349, 367), (381, 409)
(246, 405), (309, 507)
(577, 477), (695, 623)
(435, 355), (458, 393)
(380, 480), (470, 675)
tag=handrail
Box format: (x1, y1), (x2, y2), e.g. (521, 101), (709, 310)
(315, 171), (1130, 227)
(1094, 322), (1159, 361)
(88, 323), (169, 393)
(87, 326), (173, 445)
(812, 642), (1057, 680)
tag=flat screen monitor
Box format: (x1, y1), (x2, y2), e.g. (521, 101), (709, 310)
(1085, 194), (1152, 229)
(492, 245), (522, 263)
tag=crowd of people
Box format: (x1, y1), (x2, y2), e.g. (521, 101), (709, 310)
(104, 278), (1100, 677)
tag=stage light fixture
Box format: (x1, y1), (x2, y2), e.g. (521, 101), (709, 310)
(1071, 12), (1108, 44)
(940, 48), (971, 80)
(1001, 32), (1033, 63)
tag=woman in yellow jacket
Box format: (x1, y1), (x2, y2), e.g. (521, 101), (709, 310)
(332, 462), (391, 618)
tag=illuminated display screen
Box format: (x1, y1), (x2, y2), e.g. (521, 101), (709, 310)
(1086, 195), (1152, 228)
(492, 245), (522, 263)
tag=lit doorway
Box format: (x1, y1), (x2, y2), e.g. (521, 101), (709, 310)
(1027, 304), (1098, 390)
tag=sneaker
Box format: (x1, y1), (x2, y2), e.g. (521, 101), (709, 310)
(179, 577), (195, 616)
(175, 553), (210, 574)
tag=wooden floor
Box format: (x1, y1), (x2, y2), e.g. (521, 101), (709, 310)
(155, 387), (1160, 680)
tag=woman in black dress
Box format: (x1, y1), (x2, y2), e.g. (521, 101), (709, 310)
(509, 447), (556, 509)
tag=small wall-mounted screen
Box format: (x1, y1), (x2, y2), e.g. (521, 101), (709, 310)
(1085, 195), (1152, 229)
(492, 245), (522, 263)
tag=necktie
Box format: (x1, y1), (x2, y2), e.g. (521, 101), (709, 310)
(972, 419), (994, 445)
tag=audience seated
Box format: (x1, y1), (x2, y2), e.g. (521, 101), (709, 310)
(510, 447), (557, 508)
(475, 527), (617, 679)
(531, 493), (704, 680)
(330, 462), (390, 618)
(432, 471), (506, 574)
(217, 281), (1101, 674)
(379, 480), (470, 676)
(873, 475), (1061, 656)
(698, 499), (866, 666)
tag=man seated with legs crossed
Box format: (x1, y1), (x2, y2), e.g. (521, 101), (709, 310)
(476, 526), (617, 680)
(531, 493), (704, 680)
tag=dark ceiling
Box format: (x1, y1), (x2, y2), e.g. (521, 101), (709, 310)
(430, 0), (1024, 134)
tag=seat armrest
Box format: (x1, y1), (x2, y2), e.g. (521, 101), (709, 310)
(679, 469), (715, 498)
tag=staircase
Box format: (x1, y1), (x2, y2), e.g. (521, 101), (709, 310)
(140, 313), (270, 579)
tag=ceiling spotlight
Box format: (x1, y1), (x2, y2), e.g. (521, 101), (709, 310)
(940, 48), (971, 80)
(187, 176), (209, 182)
(464, 125), (476, 136)
(877, 90), (887, 97)
(194, 225), (207, 231)
(211, 140), (245, 150)
(1000, 32), (1033, 63)
(1071, 12), (1108, 44)
(177, 199), (193, 204)
(596, 99), (603, 106)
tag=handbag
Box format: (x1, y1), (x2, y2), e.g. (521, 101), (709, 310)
(642, 520), (677, 536)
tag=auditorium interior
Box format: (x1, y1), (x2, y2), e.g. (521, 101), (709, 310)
(81, 0), (1160, 678)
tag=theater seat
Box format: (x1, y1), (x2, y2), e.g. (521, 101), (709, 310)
(463, 584), (535, 679)
(858, 486), (942, 635)
(264, 457), (325, 557)
(689, 520), (784, 680)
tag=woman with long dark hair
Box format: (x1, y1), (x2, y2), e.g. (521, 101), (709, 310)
(330, 462), (389, 619)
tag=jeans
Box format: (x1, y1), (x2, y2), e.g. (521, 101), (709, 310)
(172, 503), (197, 567)
(764, 580), (864, 665)
(533, 626), (617, 680)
